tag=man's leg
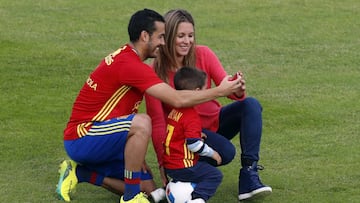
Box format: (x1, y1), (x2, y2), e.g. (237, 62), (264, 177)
(121, 114), (151, 202)
(59, 114), (156, 202)
(102, 177), (164, 202)
(101, 172), (157, 196)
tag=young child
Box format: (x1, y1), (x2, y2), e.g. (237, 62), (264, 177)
(163, 67), (223, 203)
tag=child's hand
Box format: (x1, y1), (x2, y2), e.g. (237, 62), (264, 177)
(212, 151), (222, 165)
(200, 132), (207, 141)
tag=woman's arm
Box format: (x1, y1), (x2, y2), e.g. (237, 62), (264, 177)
(145, 93), (167, 166)
(196, 45), (246, 100)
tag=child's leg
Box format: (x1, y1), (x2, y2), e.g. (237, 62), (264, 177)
(166, 162), (222, 201)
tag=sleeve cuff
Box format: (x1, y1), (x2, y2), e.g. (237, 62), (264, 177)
(229, 92), (246, 101)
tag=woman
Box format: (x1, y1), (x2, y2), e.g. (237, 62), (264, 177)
(145, 9), (272, 201)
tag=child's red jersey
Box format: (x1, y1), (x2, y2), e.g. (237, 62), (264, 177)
(163, 107), (202, 169)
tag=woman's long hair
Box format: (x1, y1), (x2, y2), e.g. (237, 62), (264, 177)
(153, 9), (196, 83)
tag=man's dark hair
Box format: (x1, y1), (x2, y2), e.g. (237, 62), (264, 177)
(174, 67), (207, 90)
(128, 8), (165, 42)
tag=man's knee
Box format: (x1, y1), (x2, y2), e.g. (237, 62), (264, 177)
(131, 114), (152, 137)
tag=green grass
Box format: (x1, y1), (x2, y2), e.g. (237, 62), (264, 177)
(1, 0), (360, 202)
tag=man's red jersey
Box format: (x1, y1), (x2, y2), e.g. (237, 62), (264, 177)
(163, 107), (203, 169)
(64, 44), (163, 140)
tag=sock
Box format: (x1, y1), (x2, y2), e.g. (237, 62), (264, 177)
(123, 169), (141, 201)
(76, 166), (104, 186)
(150, 188), (166, 202)
(140, 170), (153, 180)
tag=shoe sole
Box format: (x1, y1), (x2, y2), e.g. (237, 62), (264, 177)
(238, 186), (272, 201)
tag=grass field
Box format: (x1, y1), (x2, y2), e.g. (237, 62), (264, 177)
(1, 0), (359, 202)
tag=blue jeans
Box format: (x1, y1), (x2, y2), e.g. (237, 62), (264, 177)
(201, 97), (263, 167)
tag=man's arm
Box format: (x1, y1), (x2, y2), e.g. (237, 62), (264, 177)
(145, 75), (242, 108)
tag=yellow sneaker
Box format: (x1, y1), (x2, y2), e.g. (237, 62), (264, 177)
(56, 160), (78, 202)
(120, 192), (150, 203)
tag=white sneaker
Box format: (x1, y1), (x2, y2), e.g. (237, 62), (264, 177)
(150, 188), (166, 203)
(186, 198), (206, 203)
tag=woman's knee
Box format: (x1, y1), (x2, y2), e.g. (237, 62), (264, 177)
(242, 97), (262, 111)
(220, 143), (236, 165)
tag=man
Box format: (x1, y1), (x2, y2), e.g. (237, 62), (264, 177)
(56, 8), (242, 203)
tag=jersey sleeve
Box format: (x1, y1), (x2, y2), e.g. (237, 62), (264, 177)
(107, 47), (163, 93)
(121, 62), (163, 93)
(187, 140), (214, 157)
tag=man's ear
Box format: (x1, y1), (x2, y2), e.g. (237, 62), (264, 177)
(140, 31), (149, 42)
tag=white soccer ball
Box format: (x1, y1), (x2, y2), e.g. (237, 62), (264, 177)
(165, 181), (196, 203)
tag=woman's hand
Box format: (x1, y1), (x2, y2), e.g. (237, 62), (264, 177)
(231, 71), (246, 98)
(159, 166), (169, 187)
(218, 75), (243, 97)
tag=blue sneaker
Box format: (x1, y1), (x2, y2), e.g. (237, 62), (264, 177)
(238, 162), (272, 201)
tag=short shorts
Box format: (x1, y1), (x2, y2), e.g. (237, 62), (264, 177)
(64, 114), (152, 180)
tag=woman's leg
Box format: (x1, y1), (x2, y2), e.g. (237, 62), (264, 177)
(217, 97), (262, 165)
(217, 97), (272, 201)
(201, 129), (236, 166)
